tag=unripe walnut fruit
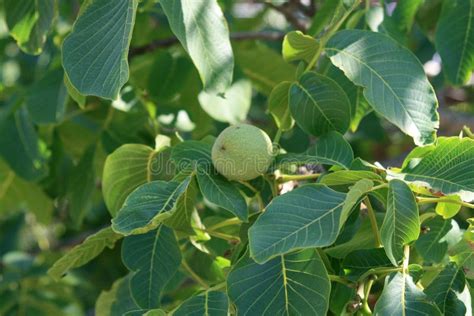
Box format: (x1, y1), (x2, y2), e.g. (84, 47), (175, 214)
(211, 124), (273, 181)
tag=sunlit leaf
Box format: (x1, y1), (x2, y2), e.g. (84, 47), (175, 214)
(326, 30), (439, 145)
(160, 0), (234, 94)
(282, 31), (319, 62)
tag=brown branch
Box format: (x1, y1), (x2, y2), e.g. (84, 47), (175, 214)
(129, 31), (285, 57)
(266, 1), (307, 31)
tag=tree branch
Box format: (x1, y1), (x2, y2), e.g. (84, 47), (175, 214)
(129, 31), (285, 57)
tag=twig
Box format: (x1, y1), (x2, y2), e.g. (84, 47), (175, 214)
(266, 1), (307, 31)
(129, 31), (285, 57)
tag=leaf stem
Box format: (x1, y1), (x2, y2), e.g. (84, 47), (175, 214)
(417, 197), (474, 209)
(329, 275), (354, 286)
(402, 245), (410, 274)
(358, 267), (402, 282)
(364, 197), (382, 248)
(463, 125), (474, 139)
(370, 183), (388, 191)
(207, 217), (241, 231)
(305, 0), (361, 72)
(181, 259), (209, 289)
(277, 173), (321, 183)
(361, 277), (375, 315)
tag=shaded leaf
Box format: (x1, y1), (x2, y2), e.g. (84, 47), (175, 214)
(62, 0), (138, 99)
(102, 144), (173, 217)
(48, 227), (122, 280)
(268, 81), (294, 131)
(26, 68), (68, 124)
(64, 74), (86, 108)
(381, 180), (420, 266)
(0, 159), (53, 223)
(342, 248), (392, 281)
(96, 275), (140, 316)
(374, 272), (441, 316)
(227, 249), (330, 315)
(171, 140), (213, 172)
(4, 0), (56, 55)
(67, 145), (96, 228)
(112, 177), (191, 235)
(174, 291), (228, 316)
(320, 170), (383, 187)
(234, 42), (295, 95)
(197, 170), (248, 221)
(435, 0), (474, 86)
(164, 176), (198, 234)
(289, 71), (351, 136)
(326, 30), (439, 145)
(276, 131), (353, 169)
(122, 225), (181, 309)
(0, 107), (48, 181)
(425, 263), (467, 315)
(415, 217), (460, 263)
(160, 0), (233, 93)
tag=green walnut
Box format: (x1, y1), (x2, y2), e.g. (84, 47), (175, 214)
(211, 124), (274, 181)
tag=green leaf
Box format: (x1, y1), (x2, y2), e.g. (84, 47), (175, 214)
(325, 213), (384, 259)
(4, 0), (56, 55)
(268, 81), (294, 131)
(112, 178), (191, 235)
(160, 0), (233, 94)
(450, 239), (474, 280)
(308, 0), (342, 36)
(249, 184), (349, 263)
(0, 107), (48, 181)
(174, 291), (228, 316)
(48, 227), (122, 280)
(67, 145), (96, 228)
(164, 176), (198, 234)
(374, 272), (442, 316)
(64, 74), (86, 108)
(381, 180), (420, 266)
(276, 131), (354, 169)
(391, 0), (424, 32)
(234, 42), (296, 95)
(196, 169), (248, 221)
(436, 195), (463, 219)
(171, 140), (213, 172)
(96, 275), (140, 316)
(397, 137), (474, 202)
(62, 0), (139, 99)
(282, 31), (319, 63)
(103, 144), (174, 217)
(0, 158), (53, 223)
(342, 248), (392, 281)
(425, 263), (467, 315)
(326, 30), (439, 146)
(122, 225), (181, 309)
(435, 0), (474, 86)
(26, 68), (68, 124)
(289, 71), (351, 136)
(320, 170), (383, 187)
(322, 59), (371, 132)
(198, 79), (251, 124)
(227, 249), (330, 315)
(415, 217), (460, 263)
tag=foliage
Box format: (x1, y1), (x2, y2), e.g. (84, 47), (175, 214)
(0, 0), (473, 315)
